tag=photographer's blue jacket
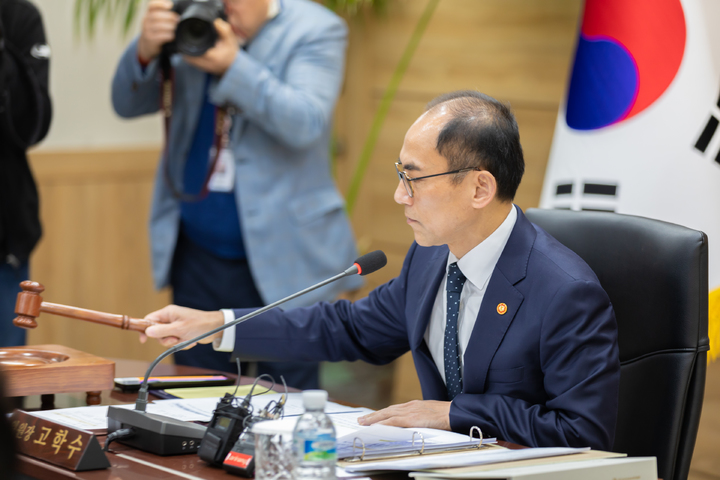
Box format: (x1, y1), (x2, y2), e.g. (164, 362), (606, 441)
(111, 0), (362, 307)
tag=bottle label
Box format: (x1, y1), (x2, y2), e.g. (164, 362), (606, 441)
(298, 433), (337, 462)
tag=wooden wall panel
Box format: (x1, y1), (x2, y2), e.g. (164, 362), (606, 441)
(26, 149), (169, 362)
(367, 0), (581, 104)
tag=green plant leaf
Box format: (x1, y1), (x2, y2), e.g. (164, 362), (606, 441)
(345, 0), (440, 215)
(74, 0), (140, 38)
(124, 0), (140, 36)
(87, 0), (99, 37)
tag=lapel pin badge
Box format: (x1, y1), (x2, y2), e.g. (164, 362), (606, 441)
(497, 303), (508, 315)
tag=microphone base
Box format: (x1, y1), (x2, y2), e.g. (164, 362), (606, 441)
(107, 406), (207, 456)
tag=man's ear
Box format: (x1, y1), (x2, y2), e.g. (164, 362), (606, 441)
(471, 170), (497, 209)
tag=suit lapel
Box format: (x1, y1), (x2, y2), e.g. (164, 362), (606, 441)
(407, 245), (448, 400)
(410, 247), (447, 350)
(463, 206), (536, 393)
(246, 8), (285, 68)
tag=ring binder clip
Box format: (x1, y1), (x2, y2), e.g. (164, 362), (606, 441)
(469, 426), (483, 448)
(411, 431), (425, 455)
(350, 437), (366, 461)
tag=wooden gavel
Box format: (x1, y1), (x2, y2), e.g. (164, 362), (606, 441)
(14, 281), (154, 332)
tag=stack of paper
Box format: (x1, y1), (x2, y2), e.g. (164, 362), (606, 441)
(336, 424), (494, 460)
(409, 455), (657, 480)
(343, 447), (591, 473)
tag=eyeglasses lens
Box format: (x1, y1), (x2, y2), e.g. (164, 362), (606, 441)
(395, 163), (413, 197)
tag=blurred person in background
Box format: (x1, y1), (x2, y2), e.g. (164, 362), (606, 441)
(111, 0), (361, 388)
(0, 0), (52, 348)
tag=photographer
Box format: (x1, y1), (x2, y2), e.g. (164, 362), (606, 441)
(0, 0), (52, 349)
(112, 0), (361, 388)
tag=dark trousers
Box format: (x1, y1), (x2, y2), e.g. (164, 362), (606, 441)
(170, 233), (320, 390)
(0, 261), (28, 348)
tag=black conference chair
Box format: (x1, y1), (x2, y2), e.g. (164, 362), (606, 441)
(525, 208), (709, 480)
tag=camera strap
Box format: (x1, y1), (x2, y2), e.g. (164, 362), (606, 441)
(159, 51), (230, 203)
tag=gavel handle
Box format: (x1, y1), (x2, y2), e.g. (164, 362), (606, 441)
(39, 302), (153, 332)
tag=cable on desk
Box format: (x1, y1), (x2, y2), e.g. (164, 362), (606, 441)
(104, 428), (135, 451)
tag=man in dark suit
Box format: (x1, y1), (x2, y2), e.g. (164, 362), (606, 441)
(141, 90), (621, 450)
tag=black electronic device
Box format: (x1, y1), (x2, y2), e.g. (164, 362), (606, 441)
(105, 251), (386, 456)
(114, 373), (234, 392)
(106, 406), (206, 455)
(198, 393), (251, 466)
(169, 0), (227, 56)
(222, 428), (257, 477)
(221, 378), (288, 477)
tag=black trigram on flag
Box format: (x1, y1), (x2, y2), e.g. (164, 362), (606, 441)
(694, 91), (720, 163)
(551, 181), (618, 212)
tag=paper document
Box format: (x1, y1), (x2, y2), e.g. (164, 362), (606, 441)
(344, 446), (590, 472)
(153, 393), (364, 419)
(412, 449), (625, 477)
(32, 393), (365, 431)
(326, 408), (375, 437)
(31, 399), (219, 430)
(409, 456), (657, 480)
(32, 405), (123, 431)
(336, 423), (495, 460)
(162, 385), (277, 399)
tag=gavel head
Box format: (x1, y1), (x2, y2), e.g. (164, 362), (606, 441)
(13, 281), (44, 329)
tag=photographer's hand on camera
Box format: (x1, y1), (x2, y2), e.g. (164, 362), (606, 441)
(137, 0), (179, 63)
(182, 18), (238, 76)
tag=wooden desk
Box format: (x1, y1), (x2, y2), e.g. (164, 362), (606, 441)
(15, 359), (520, 480)
(16, 359), (266, 479)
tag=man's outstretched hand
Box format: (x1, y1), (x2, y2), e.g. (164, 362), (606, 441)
(140, 305), (224, 348)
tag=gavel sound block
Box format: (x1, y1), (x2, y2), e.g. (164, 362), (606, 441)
(0, 280), (154, 406)
(0, 345), (114, 407)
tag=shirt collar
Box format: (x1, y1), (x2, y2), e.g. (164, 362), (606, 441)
(447, 205), (518, 290)
(268, 0), (281, 20)
(238, 0), (281, 47)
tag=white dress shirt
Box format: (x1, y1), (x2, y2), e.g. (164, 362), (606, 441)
(424, 206), (517, 383)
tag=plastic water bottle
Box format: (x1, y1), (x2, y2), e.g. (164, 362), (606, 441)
(293, 390), (337, 480)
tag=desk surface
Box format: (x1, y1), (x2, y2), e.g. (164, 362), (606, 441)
(17, 359), (265, 479)
(16, 358), (520, 480)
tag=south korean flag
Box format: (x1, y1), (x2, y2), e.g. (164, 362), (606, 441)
(540, 0), (720, 358)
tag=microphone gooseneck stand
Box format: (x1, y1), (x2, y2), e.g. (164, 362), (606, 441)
(106, 250), (387, 456)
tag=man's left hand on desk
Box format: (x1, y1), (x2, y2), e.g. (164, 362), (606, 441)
(357, 399), (451, 430)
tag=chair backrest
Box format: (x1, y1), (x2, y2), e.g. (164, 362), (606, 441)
(525, 208), (709, 480)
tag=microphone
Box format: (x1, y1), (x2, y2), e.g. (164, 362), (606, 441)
(351, 249), (387, 276)
(106, 250), (387, 456)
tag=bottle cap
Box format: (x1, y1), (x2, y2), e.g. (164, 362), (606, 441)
(302, 389), (328, 410)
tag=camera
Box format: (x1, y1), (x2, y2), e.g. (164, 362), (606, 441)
(169, 0), (227, 57)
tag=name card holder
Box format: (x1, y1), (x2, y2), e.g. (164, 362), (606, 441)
(10, 409), (110, 471)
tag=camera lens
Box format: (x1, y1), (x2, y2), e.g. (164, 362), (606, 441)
(175, 1), (222, 57)
(176, 17), (217, 56)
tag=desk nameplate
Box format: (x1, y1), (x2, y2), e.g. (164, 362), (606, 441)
(10, 410), (111, 471)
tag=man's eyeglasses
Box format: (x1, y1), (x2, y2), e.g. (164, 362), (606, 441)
(395, 161), (480, 198)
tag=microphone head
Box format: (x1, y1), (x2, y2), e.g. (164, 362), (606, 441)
(353, 250), (387, 276)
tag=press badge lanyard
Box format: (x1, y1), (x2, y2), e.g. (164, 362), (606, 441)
(159, 51), (232, 203)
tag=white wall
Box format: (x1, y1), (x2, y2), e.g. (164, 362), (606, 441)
(32, 0), (161, 150)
